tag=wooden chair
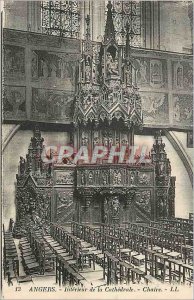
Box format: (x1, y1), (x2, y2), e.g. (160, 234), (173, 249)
(103, 251), (120, 285)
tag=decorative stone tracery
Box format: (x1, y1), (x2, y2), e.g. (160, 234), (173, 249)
(74, 3), (143, 130)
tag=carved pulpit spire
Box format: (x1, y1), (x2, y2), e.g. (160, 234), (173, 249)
(123, 21), (140, 89)
(151, 130), (168, 176)
(104, 1), (115, 43)
(84, 15), (92, 56)
(125, 21), (130, 60)
(31, 125), (44, 149)
(151, 130), (175, 219)
(74, 3), (143, 129)
(85, 15), (90, 38)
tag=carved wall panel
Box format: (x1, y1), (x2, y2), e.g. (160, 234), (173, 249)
(91, 202), (102, 223)
(3, 85), (26, 120)
(100, 189), (153, 223)
(76, 165), (156, 222)
(172, 60), (193, 91)
(137, 171), (153, 186)
(172, 94), (193, 126)
(4, 45), (25, 79)
(35, 177), (53, 187)
(140, 92), (169, 125)
(3, 28), (192, 129)
(36, 188), (52, 225)
(78, 193), (103, 224)
(14, 176), (52, 235)
(54, 170), (75, 185)
(77, 166), (154, 188)
(31, 88), (74, 122)
(136, 190), (151, 215)
(76, 188), (154, 224)
(31, 50), (78, 90)
(54, 189), (75, 224)
(135, 57), (168, 89)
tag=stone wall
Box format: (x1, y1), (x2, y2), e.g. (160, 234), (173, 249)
(3, 29), (193, 129)
(3, 1), (193, 52)
(160, 1), (192, 53)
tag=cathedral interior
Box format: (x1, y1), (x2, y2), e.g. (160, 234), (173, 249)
(2, 0), (193, 289)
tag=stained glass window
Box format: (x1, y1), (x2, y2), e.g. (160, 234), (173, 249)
(105, 1), (142, 47)
(41, 1), (80, 38)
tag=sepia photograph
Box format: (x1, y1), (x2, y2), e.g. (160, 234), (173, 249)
(1, 0), (193, 299)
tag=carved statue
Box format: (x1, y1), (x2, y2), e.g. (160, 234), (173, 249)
(81, 132), (89, 146)
(92, 94), (99, 106)
(158, 196), (168, 218)
(107, 92), (114, 106)
(102, 171), (108, 185)
(9, 218), (14, 232)
(19, 156), (26, 175)
(81, 172), (86, 185)
(111, 196), (120, 218)
(151, 62), (162, 83)
(139, 173), (150, 185)
(115, 137), (120, 147)
(113, 170), (122, 185)
(103, 197), (109, 223)
(125, 61), (132, 85)
(137, 60), (147, 83)
(106, 52), (119, 76)
(85, 59), (91, 81)
(93, 135), (100, 145)
(103, 136), (109, 147)
(108, 136), (113, 146)
(88, 172), (94, 185)
(174, 99), (181, 121)
(104, 213), (108, 224)
(12, 91), (23, 116)
(130, 171), (136, 185)
(146, 95), (165, 114)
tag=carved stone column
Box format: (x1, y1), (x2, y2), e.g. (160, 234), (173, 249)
(142, 1), (160, 49)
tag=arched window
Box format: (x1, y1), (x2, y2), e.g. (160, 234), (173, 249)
(105, 1), (142, 47)
(41, 1), (80, 37)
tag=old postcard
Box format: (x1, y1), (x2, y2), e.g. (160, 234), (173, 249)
(1, 0), (193, 299)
